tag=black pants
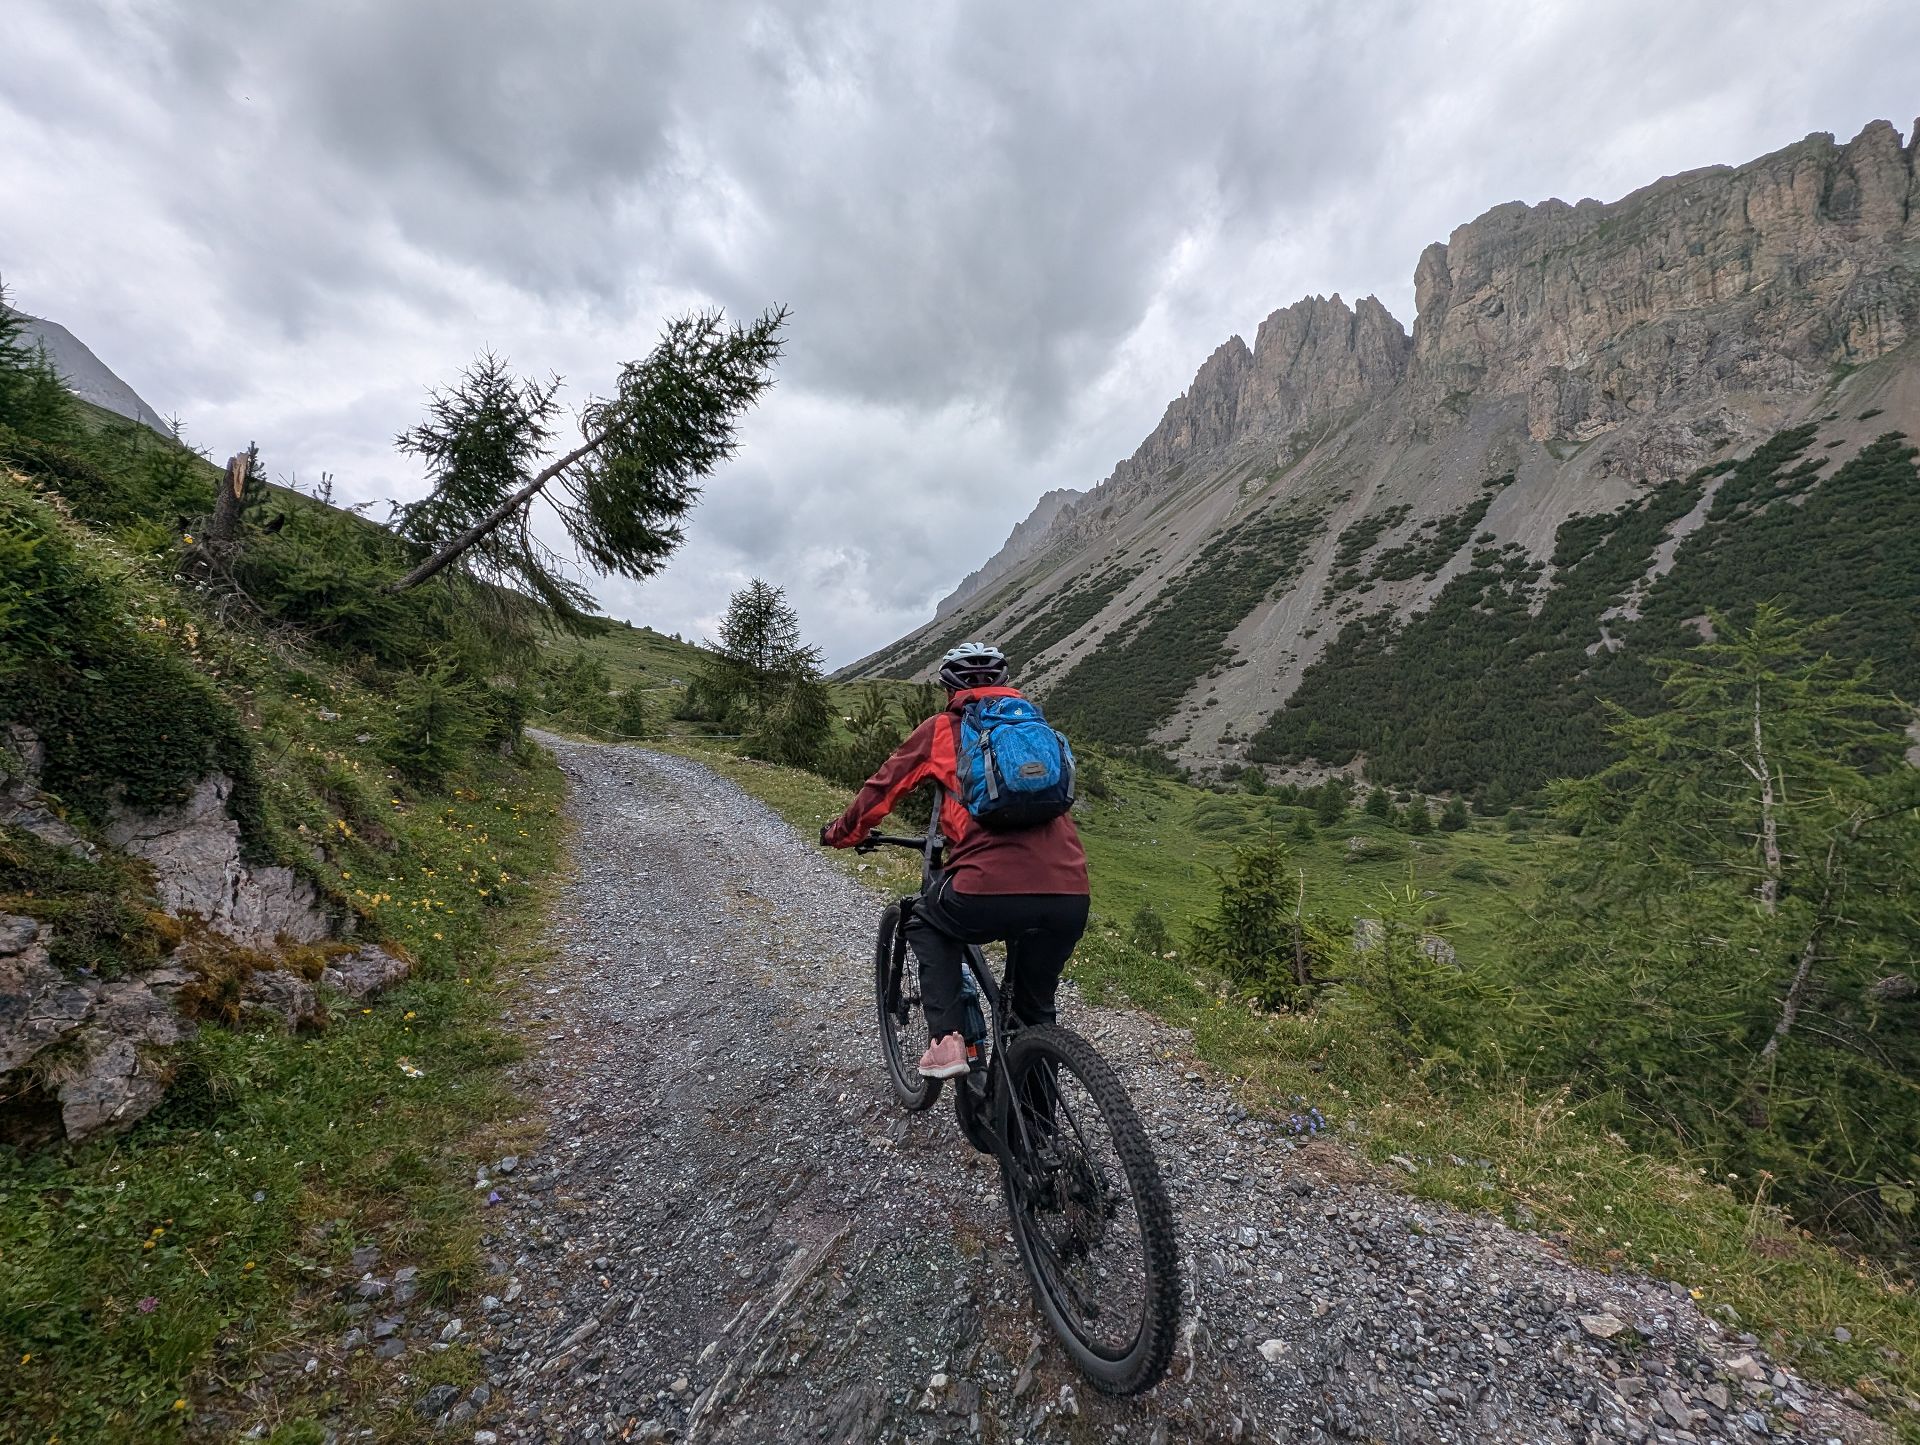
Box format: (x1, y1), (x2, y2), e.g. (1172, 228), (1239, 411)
(904, 878), (1090, 1040)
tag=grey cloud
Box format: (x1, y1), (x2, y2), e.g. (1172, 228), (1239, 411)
(4, 0), (1917, 666)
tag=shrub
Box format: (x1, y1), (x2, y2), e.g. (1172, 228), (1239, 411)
(0, 482), (264, 837)
(1338, 882), (1486, 1053)
(382, 665), (481, 786)
(1189, 796), (1250, 834)
(1343, 834), (1404, 863)
(536, 652), (618, 734)
(614, 688), (650, 738)
(746, 673), (833, 768)
(1078, 750), (1111, 801)
(1190, 838), (1331, 1007)
(1127, 903), (1172, 955)
(1311, 779), (1349, 827)
(1437, 798), (1470, 831)
(1447, 858), (1509, 886)
(474, 681), (528, 752)
(1048, 506), (1325, 745)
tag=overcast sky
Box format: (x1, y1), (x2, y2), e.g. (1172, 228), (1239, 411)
(3, 2), (1915, 665)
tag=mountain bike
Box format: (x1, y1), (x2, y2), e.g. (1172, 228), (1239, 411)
(856, 798), (1180, 1395)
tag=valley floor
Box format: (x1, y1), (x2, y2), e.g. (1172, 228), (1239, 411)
(467, 736), (1880, 1444)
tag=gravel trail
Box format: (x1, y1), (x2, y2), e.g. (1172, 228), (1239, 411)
(463, 736), (1882, 1444)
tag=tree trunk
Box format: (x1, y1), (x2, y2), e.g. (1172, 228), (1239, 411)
(1742, 817), (1860, 1129)
(386, 433), (602, 593)
(1750, 684), (1783, 914)
(1291, 868), (1311, 987)
(207, 446), (254, 545)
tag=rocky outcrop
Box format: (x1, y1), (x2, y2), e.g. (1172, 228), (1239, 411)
(0, 915), (94, 1073)
(54, 967), (195, 1140)
(9, 725), (338, 948)
(1409, 121), (1920, 445)
(323, 945), (414, 999)
(104, 773), (334, 947)
(1053, 294), (1412, 552)
(909, 293), (1417, 634)
(2, 907), (415, 1142)
(3, 741), (413, 1143)
(1, 724), (96, 860)
(1244, 294), (1412, 439)
(0, 915), (195, 1143)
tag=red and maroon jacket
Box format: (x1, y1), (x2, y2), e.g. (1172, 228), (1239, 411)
(823, 685), (1089, 897)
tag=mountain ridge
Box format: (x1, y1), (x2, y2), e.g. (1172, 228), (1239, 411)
(847, 117), (1920, 783)
(5, 309), (171, 435)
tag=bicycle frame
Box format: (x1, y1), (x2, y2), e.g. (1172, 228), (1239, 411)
(859, 786), (1027, 1169)
(855, 790), (1181, 1393)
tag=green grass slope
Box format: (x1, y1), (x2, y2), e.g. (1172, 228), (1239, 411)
(1, 396), (568, 1439)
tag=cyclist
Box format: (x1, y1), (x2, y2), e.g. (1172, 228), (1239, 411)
(820, 643), (1089, 1079)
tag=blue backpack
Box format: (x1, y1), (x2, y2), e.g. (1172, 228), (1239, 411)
(955, 695), (1077, 830)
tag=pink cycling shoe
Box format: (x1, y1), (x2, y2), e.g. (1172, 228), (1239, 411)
(917, 1032), (971, 1079)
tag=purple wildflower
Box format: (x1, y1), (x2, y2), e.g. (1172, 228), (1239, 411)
(137, 1296), (158, 1313)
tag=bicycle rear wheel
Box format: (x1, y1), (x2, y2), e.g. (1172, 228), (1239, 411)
(874, 904), (942, 1111)
(999, 1024), (1180, 1395)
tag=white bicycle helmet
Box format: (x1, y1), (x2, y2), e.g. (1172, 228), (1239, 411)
(938, 642), (1009, 691)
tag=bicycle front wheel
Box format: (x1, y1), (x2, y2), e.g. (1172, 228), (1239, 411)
(874, 904), (942, 1111)
(998, 1024), (1180, 1395)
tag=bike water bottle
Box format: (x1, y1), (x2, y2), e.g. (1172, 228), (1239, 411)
(958, 970), (987, 1065)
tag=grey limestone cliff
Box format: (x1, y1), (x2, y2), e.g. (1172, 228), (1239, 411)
(859, 119), (1920, 765)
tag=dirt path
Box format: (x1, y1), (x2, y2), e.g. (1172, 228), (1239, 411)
(467, 736), (1878, 1444)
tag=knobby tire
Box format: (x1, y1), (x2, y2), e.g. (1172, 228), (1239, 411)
(874, 904), (942, 1111)
(999, 1023), (1180, 1395)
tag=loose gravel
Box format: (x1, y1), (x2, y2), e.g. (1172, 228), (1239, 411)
(447, 736), (1883, 1444)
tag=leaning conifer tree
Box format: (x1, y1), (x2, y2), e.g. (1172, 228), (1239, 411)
(387, 307), (786, 616)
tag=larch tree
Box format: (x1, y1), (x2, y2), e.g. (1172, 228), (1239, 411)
(1521, 604), (1920, 1240)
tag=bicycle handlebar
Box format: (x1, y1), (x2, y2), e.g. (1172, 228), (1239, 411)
(854, 833), (936, 853)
